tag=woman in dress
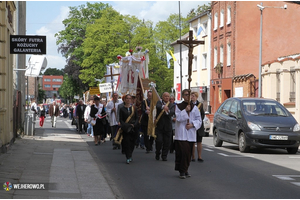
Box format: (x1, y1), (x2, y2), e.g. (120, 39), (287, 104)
(119, 94), (138, 164)
(90, 96), (106, 146)
(191, 91), (205, 162)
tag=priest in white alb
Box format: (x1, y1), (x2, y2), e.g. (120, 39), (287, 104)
(174, 89), (202, 179)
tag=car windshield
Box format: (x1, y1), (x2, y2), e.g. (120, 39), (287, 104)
(242, 100), (289, 117)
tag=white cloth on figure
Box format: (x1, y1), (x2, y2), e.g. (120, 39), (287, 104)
(174, 105), (202, 142)
(119, 55), (143, 96)
(106, 99), (123, 126)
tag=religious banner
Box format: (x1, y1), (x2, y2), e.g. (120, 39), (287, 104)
(118, 54), (144, 96)
(147, 86), (160, 139)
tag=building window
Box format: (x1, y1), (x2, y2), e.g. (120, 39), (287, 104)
(193, 27), (197, 39)
(193, 56), (197, 71)
(202, 53), (207, 69)
(227, 6), (231, 25)
(44, 79), (51, 82)
(214, 47), (218, 67)
(220, 45), (224, 65)
(227, 43), (231, 66)
(52, 85), (61, 88)
(220, 10), (224, 28)
(203, 22), (207, 36)
(290, 68), (295, 102)
(44, 85), (51, 88)
(214, 12), (218, 30)
(53, 79), (62, 82)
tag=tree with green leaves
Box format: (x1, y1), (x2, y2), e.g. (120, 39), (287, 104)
(55, 2), (111, 93)
(58, 75), (80, 103)
(186, 3), (211, 19)
(43, 68), (64, 76)
(80, 7), (131, 86)
(37, 84), (45, 104)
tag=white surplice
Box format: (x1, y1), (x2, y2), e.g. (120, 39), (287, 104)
(106, 99), (123, 126)
(174, 105), (202, 142)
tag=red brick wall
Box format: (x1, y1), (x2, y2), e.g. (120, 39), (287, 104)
(42, 75), (63, 91)
(210, 1), (300, 114)
(235, 1), (300, 77)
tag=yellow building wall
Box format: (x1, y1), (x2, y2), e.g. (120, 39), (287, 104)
(0, 1), (16, 148)
(262, 59), (300, 123)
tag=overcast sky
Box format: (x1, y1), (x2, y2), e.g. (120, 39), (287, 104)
(26, 1), (209, 71)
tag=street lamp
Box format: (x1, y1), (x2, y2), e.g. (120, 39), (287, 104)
(257, 2), (287, 98)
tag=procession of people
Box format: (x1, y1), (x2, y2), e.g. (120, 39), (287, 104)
(32, 47), (205, 179)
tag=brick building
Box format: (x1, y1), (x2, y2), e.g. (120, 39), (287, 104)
(42, 75), (63, 99)
(210, 1), (300, 114)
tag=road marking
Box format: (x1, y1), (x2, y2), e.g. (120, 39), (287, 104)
(289, 156), (300, 159)
(291, 182), (300, 186)
(273, 175), (300, 187)
(64, 121), (73, 129)
(218, 153), (254, 158)
(204, 148), (214, 152)
(273, 175), (300, 180)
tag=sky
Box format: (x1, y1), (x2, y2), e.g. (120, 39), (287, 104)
(26, 1), (209, 71)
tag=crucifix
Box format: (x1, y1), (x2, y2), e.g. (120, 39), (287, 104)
(103, 64), (120, 121)
(103, 65), (120, 96)
(176, 30), (204, 92)
(176, 30), (204, 118)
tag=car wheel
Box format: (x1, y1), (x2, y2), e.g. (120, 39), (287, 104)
(238, 132), (250, 153)
(286, 147), (298, 154)
(213, 129), (223, 147)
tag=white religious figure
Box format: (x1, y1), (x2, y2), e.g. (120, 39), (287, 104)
(118, 55), (142, 96)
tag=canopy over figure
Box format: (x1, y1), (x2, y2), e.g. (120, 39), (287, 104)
(117, 47), (148, 96)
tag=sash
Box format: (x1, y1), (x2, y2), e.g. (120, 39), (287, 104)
(151, 101), (170, 138)
(139, 99), (149, 124)
(197, 102), (202, 110)
(114, 106), (135, 145)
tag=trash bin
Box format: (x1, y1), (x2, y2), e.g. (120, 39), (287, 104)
(24, 110), (36, 136)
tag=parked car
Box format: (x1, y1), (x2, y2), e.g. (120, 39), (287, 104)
(213, 97), (300, 154)
(203, 112), (210, 136)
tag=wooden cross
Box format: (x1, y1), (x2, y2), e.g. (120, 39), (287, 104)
(103, 65), (120, 96)
(176, 30), (204, 119)
(176, 30), (204, 92)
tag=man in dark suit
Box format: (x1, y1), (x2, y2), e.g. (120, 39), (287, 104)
(76, 100), (87, 134)
(141, 91), (154, 153)
(155, 92), (175, 161)
(49, 101), (60, 127)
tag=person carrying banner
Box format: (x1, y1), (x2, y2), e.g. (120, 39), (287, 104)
(155, 92), (175, 161)
(141, 90), (154, 153)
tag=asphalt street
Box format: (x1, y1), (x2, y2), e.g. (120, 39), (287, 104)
(35, 117), (300, 199)
(89, 131), (300, 199)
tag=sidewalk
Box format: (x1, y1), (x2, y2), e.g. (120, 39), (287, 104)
(0, 120), (117, 199)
